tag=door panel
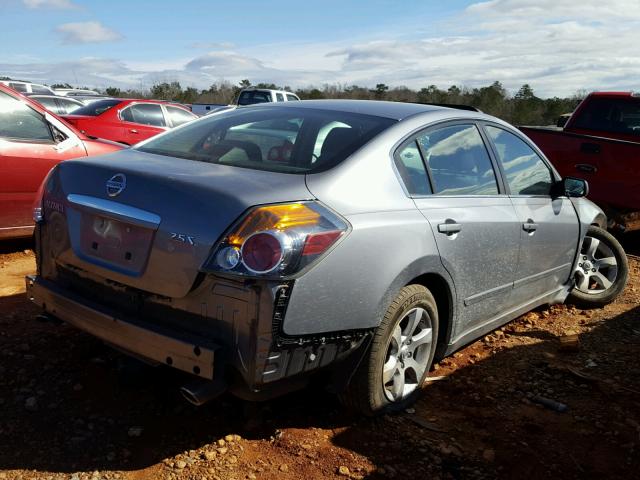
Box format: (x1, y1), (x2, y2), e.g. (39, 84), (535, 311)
(120, 104), (167, 144)
(484, 125), (579, 302)
(510, 197), (579, 301)
(0, 141), (86, 229)
(415, 197), (521, 332)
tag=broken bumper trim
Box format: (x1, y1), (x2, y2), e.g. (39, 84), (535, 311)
(25, 275), (218, 380)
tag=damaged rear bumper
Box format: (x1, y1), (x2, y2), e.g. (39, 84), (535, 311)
(26, 274), (219, 380)
(25, 273), (371, 400)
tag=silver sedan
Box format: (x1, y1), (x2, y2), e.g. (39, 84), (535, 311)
(27, 100), (628, 414)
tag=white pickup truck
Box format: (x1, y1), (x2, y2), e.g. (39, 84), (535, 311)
(237, 88), (300, 105)
(191, 88), (301, 116)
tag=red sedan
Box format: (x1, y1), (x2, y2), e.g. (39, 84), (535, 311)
(62, 99), (197, 145)
(0, 84), (124, 239)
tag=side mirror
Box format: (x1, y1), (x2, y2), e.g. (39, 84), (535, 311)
(554, 177), (589, 198)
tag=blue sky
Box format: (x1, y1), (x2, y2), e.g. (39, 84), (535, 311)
(1, 0), (639, 97)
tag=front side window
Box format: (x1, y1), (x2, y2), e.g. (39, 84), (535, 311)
(137, 106), (395, 174)
(286, 94), (299, 102)
(486, 125), (553, 195)
(276, 93), (284, 102)
(122, 104), (166, 127)
(395, 141), (432, 195)
(419, 124), (499, 195)
(166, 106), (196, 127)
(0, 90), (53, 141)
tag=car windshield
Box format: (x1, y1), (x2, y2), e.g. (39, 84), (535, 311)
(137, 106), (396, 174)
(71, 99), (121, 116)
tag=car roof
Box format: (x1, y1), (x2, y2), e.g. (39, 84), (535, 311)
(111, 98), (190, 107)
(251, 99), (451, 120)
(240, 88), (298, 96)
(588, 91), (635, 98)
(30, 94), (82, 101)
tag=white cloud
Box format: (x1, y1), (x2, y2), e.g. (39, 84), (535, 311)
(323, 0), (640, 96)
(190, 41), (235, 50)
(0, 58), (140, 88)
(3, 0), (639, 97)
(55, 21), (122, 44)
(23, 0), (76, 8)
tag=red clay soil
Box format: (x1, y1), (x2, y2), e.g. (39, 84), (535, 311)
(0, 240), (638, 480)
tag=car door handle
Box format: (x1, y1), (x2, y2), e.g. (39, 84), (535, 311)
(522, 221), (538, 232)
(575, 163), (597, 173)
(437, 222), (462, 234)
(129, 129), (139, 134)
(580, 142), (601, 154)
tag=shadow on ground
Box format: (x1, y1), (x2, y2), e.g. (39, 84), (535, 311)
(0, 282), (638, 479)
(0, 238), (33, 255)
(333, 301), (640, 479)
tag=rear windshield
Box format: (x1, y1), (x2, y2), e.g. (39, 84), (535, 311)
(136, 106), (396, 173)
(572, 97), (640, 136)
(238, 91), (272, 106)
(71, 99), (121, 116)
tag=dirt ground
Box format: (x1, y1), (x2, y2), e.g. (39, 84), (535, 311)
(0, 238), (638, 480)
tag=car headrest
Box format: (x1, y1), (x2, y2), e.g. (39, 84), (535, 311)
(319, 127), (361, 164)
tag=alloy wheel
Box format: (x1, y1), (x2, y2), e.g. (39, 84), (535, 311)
(574, 234), (619, 294)
(382, 307), (434, 402)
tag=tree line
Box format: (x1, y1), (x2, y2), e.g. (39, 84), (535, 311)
(98, 80), (584, 125)
(3, 75), (585, 126)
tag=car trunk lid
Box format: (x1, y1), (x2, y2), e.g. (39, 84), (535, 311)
(45, 149), (313, 298)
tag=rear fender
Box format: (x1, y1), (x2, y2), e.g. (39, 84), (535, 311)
(376, 256), (457, 352)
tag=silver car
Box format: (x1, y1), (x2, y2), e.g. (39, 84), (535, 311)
(27, 100), (628, 415)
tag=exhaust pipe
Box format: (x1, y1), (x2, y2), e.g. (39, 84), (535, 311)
(180, 379), (226, 406)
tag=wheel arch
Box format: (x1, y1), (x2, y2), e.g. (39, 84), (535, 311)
(405, 272), (455, 360)
(375, 256), (456, 361)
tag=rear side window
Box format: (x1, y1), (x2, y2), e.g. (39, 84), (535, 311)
(31, 84), (51, 94)
(137, 106), (395, 174)
(72, 99), (121, 116)
(419, 124), (499, 195)
(58, 98), (82, 114)
(33, 96), (58, 112)
(276, 93), (284, 102)
(286, 94), (299, 101)
(395, 141), (432, 195)
(0, 90), (53, 141)
(572, 97), (640, 136)
(9, 82), (27, 92)
(121, 103), (166, 127)
(485, 126), (553, 195)
(166, 106), (196, 127)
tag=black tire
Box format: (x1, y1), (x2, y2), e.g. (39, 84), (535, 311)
(567, 225), (629, 308)
(340, 285), (438, 416)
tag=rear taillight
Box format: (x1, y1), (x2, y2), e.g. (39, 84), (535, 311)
(204, 202), (349, 278)
(32, 168), (56, 223)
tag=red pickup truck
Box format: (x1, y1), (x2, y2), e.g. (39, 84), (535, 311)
(521, 92), (640, 231)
